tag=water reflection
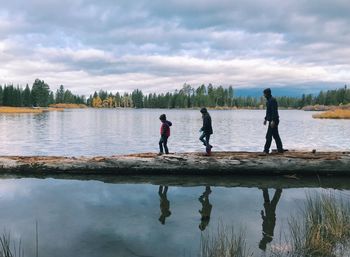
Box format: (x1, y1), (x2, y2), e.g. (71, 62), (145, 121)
(198, 186), (212, 231)
(158, 185), (171, 225)
(0, 178), (346, 257)
(259, 188), (282, 251)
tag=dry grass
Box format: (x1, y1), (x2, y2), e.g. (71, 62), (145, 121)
(271, 193), (350, 257)
(313, 109), (350, 119)
(49, 103), (87, 108)
(200, 223), (252, 257)
(0, 106), (44, 113)
(0, 106), (66, 114)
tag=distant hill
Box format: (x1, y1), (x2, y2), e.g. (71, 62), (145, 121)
(234, 84), (344, 97)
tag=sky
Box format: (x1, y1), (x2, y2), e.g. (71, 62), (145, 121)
(0, 0), (349, 95)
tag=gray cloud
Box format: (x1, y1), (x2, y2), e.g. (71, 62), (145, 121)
(0, 0), (349, 94)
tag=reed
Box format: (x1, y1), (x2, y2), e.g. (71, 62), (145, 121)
(0, 232), (24, 257)
(200, 223), (252, 257)
(271, 193), (350, 257)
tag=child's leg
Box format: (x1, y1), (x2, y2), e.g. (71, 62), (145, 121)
(163, 136), (169, 154)
(159, 137), (164, 153)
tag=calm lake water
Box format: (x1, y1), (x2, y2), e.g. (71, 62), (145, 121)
(0, 108), (349, 156)
(1, 177), (350, 257)
(0, 109), (349, 256)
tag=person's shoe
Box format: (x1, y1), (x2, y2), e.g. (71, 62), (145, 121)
(157, 152), (164, 156)
(262, 150), (269, 155)
(277, 149), (284, 154)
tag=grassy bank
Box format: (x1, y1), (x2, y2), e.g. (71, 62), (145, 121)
(0, 106), (53, 113)
(313, 109), (350, 119)
(49, 103), (87, 108)
(303, 104), (350, 111)
(0, 105), (87, 114)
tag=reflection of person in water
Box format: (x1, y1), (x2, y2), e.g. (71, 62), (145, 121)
(199, 186), (212, 231)
(158, 186), (171, 225)
(259, 188), (282, 251)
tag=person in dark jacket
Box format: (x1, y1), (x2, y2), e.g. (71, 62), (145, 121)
(259, 188), (282, 251)
(158, 185), (171, 225)
(159, 114), (172, 155)
(263, 88), (283, 154)
(198, 186), (212, 231)
(199, 108), (213, 151)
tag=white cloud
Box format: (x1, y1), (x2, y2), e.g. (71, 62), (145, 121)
(0, 0), (349, 94)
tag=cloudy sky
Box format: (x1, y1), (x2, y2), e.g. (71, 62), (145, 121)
(0, 0), (349, 95)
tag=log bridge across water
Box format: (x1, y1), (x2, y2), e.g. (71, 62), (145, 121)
(0, 151), (349, 176)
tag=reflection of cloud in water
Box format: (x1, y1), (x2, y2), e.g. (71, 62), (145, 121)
(0, 178), (344, 257)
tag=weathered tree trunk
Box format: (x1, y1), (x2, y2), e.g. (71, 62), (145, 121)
(0, 151), (349, 176)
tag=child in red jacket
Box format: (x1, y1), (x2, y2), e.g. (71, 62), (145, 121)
(159, 114), (172, 155)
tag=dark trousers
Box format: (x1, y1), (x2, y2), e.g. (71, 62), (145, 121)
(264, 121), (283, 153)
(199, 133), (211, 147)
(159, 136), (169, 154)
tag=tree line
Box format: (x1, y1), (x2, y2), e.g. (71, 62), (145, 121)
(87, 84), (350, 109)
(1, 79), (349, 109)
(0, 79), (85, 107)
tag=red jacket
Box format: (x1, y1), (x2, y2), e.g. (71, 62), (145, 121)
(160, 120), (172, 137)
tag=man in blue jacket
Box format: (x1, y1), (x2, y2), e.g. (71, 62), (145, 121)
(263, 88), (283, 154)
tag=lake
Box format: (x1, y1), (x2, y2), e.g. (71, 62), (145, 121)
(2, 177), (350, 257)
(0, 109), (349, 257)
(0, 109), (349, 156)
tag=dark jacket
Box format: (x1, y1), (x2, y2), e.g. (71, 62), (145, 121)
(201, 113), (213, 135)
(160, 120), (172, 137)
(265, 97), (279, 122)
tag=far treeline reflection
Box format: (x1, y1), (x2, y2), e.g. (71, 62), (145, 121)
(157, 185), (282, 252)
(0, 79), (349, 109)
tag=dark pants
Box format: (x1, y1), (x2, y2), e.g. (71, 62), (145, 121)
(159, 136), (169, 154)
(264, 121), (283, 153)
(199, 133), (211, 147)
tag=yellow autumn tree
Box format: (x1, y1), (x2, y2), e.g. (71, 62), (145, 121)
(92, 96), (102, 108)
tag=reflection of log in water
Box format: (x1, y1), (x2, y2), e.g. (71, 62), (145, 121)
(259, 188), (282, 251)
(158, 186), (171, 224)
(199, 186), (212, 231)
(0, 151), (349, 176)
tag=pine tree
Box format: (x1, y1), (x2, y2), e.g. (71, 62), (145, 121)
(31, 79), (50, 107)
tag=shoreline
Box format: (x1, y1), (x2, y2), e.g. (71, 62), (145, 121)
(0, 105), (86, 113)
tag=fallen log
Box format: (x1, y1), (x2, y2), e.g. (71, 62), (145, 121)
(0, 151), (349, 176)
